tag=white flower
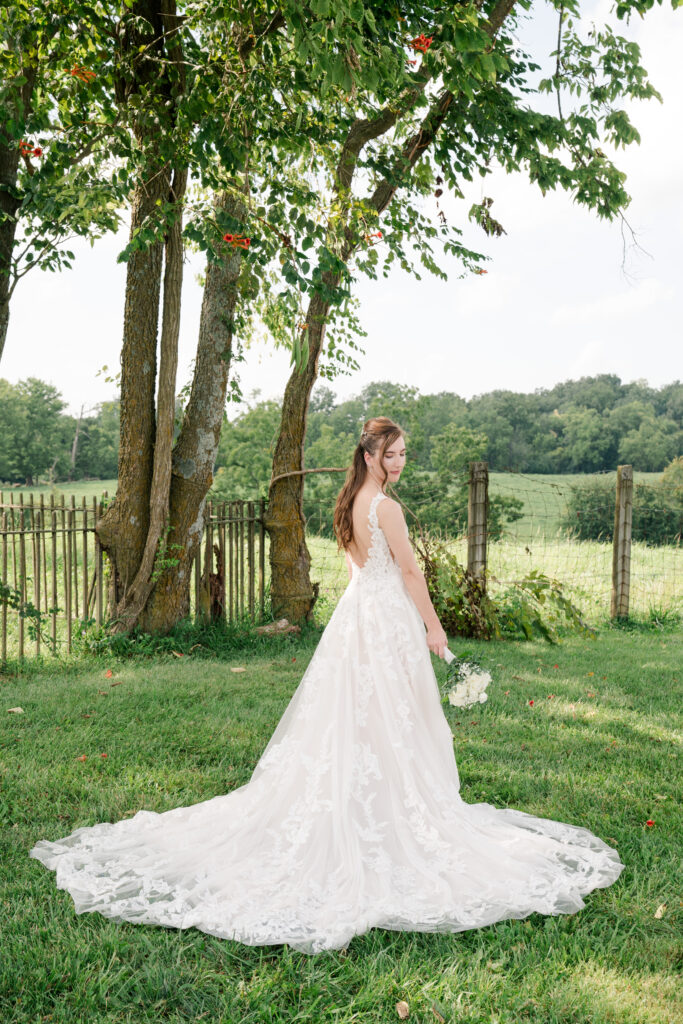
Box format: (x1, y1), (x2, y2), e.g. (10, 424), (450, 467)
(446, 661), (492, 709)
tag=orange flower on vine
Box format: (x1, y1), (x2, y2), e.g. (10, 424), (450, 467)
(70, 65), (97, 83)
(410, 34), (433, 54)
(223, 233), (251, 249)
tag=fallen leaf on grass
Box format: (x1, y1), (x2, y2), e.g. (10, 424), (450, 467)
(230, 667), (246, 674)
(587, 671), (594, 677)
(646, 820), (655, 827)
(172, 650), (184, 658)
(76, 755), (87, 762)
(100, 753), (108, 759)
(7, 707), (24, 714)
(654, 903), (667, 919)
(97, 691), (108, 696)
(654, 794), (668, 801)
(105, 669), (113, 678)
(396, 1002), (410, 1020)
(431, 1002), (447, 1023)
(110, 681), (123, 687)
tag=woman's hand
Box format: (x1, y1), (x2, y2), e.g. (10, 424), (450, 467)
(426, 623), (448, 659)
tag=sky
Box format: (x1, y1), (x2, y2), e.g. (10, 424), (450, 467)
(2, 1), (682, 418)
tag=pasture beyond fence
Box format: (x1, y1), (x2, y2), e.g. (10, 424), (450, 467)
(1, 467), (681, 661)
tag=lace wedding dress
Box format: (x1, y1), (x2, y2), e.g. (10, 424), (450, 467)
(30, 491), (624, 954)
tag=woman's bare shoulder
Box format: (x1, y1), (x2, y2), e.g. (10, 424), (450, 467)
(376, 495), (404, 521)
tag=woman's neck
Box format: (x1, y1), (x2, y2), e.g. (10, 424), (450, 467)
(365, 470), (386, 493)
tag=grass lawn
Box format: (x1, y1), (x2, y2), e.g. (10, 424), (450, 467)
(1, 627), (681, 1023)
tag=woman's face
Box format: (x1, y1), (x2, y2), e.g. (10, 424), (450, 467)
(365, 435), (406, 484)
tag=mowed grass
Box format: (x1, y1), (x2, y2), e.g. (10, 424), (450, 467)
(1, 629), (681, 1024)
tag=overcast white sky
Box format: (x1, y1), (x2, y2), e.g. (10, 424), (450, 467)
(3, 0), (681, 418)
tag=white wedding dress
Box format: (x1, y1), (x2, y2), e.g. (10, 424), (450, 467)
(30, 491), (624, 954)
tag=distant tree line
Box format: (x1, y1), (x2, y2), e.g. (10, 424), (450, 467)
(209, 375), (682, 538)
(1, 372), (681, 494)
(0, 377), (119, 485)
(213, 373), (683, 492)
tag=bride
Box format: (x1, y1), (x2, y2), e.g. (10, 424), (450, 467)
(30, 416), (624, 954)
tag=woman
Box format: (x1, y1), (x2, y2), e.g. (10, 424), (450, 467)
(30, 416), (624, 954)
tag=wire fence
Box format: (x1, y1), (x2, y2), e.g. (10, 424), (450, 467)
(305, 467), (682, 625)
(1, 468), (680, 660)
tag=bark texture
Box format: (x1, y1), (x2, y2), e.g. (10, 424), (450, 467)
(266, 289), (335, 621)
(96, 169), (167, 612)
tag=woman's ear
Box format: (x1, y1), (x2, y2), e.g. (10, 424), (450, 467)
(363, 451), (371, 466)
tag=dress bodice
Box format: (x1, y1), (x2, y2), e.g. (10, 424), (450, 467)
(349, 491), (402, 584)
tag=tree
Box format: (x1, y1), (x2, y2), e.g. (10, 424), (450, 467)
(618, 418), (682, 471)
(554, 406), (615, 473)
(0, 377), (66, 485)
(0, 1), (122, 361)
(95, 1), (418, 632)
(266, 0), (673, 620)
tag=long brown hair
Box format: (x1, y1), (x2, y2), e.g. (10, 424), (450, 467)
(333, 416), (404, 550)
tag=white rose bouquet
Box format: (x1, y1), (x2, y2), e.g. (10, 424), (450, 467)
(443, 648), (491, 708)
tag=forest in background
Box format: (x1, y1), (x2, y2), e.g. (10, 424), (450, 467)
(0, 373), (681, 489)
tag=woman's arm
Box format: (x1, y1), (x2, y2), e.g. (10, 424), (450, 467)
(377, 499), (448, 658)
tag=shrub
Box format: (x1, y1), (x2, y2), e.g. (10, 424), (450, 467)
(562, 478), (682, 546)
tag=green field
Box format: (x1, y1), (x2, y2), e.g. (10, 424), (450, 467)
(1, 630), (680, 1023)
(488, 471), (664, 542)
(0, 480), (118, 504)
(308, 532), (682, 626)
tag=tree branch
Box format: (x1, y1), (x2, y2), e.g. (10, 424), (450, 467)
(366, 0), (520, 215)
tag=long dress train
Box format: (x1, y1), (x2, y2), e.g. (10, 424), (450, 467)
(29, 491), (624, 954)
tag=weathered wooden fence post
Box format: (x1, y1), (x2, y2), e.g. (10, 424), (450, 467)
(611, 464), (633, 619)
(467, 461), (488, 592)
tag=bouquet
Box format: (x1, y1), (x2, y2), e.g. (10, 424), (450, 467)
(444, 648), (491, 708)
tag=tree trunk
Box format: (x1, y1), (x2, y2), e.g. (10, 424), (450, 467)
(265, 110), (401, 622)
(139, 192), (245, 632)
(108, 167), (187, 632)
(266, 290), (335, 621)
(0, 144), (19, 361)
(96, 170), (167, 613)
(0, 68), (35, 364)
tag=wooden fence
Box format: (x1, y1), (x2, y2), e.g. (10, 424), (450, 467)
(0, 494), (267, 661)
